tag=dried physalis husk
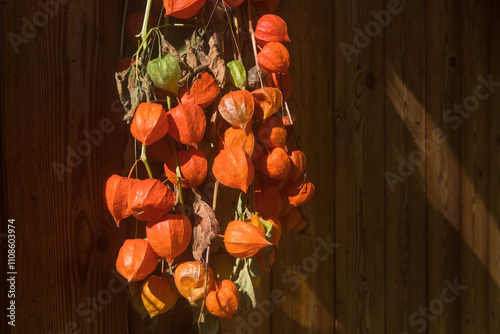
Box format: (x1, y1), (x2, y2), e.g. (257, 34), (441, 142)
(206, 280), (240, 319)
(163, 0), (206, 19)
(219, 127), (255, 158)
(105, 175), (138, 226)
(259, 147), (291, 180)
(279, 206), (306, 233)
(174, 261), (214, 303)
(252, 87), (283, 122)
(167, 102), (206, 147)
(257, 42), (290, 74)
(164, 148), (208, 188)
(223, 221), (272, 258)
(213, 147), (254, 192)
(180, 72), (220, 109)
(128, 179), (176, 221)
(141, 275), (178, 318)
(130, 103), (169, 146)
(116, 239), (158, 282)
(146, 214), (192, 263)
(254, 14), (291, 46)
(287, 178), (315, 207)
(255, 187), (282, 218)
(218, 90), (254, 130)
(256, 116), (287, 149)
(288, 150), (306, 182)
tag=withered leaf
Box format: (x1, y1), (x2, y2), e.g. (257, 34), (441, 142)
(116, 66), (155, 123)
(208, 36), (227, 87)
(160, 33), (180, 61)
(191, 189), (219, 261)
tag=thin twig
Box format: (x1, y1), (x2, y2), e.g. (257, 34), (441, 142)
(247, 0), (263, 87)
(197, 246), (211, 332)
(119, 0), (129, 59)
(224, 4), (242, 60)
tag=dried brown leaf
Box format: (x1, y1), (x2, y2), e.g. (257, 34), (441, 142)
(191, 190), (219, 261)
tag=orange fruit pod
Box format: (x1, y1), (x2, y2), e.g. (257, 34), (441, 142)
(279, 187), (291, 216)
(249, 215), (282, 247)
(218, 90), (255, 130)
(254, 14), (291, 47)
(174, 261), (214, 303)
(146, 214), (193, 263)
(256, 116), (287, 149)
(167, 103), (206, 147)
(206, 280), (240, 319)
(105, 175), (138, 226)
(164, 148), (208, 188)
(255, 187), (282, 218)
(286, 178), (315, 207)
(252, 87), (283, 122)
(259, 147), (291, 180)
(163, 0), (206, 19)
(141, 275), (179, 318)
(131, 103), (169, 146)
(213, 147), (255, 192)
(223, 221), (272, 258)
(116, 239), (159, 282)
(218, 127), (255, 158)
(288, 150), (306, 182)
(257, 42), (290, 74)
(253, 0), (280, 13)
(279, 206), (306, 233)
(180, 72), (220, 109)
(128, 179), (176, 221)
(271, 72), (293, 100)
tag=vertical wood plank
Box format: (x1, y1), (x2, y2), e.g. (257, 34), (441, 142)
(459, 0), (490, 333)
(425, 0), (462, 333)
(384, 0), (427, 333)
(270, 1), (335, 334)
(334, 0), (386, 332)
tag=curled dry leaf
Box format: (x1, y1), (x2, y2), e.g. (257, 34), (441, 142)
(254, 14), (291, 47)
(288, 150), (306, 182)
(105, 175), (138, 226)
(286, 178), (315, 207)
(257, 42), (290, 74)
(128, 179), (176, 221)
(163, 0), (206, 19)
(130, 102), (169, 145)
(174, 261), (214, 303)
(223, 221), (272, 258)
(255, 187), (282, 218)
(146, 214), (193, 263)
(180, 72), (220, 109)
(213, 147), (255, 192)
(279, 206), (306, 233)
(219, 127), (255, 158)
(191, 190), (219, 261)
(252, 87), (283, 122)
(116, 239), (159, 282)
(167, 103), (206, 147)
(218, 90), (254, 130)
(206, 280), (240, 319)
(164, 148), (208, 188)
(141, 275), (179, 318)
(259, 147), (291, 180)
(256, 115), (287, 148)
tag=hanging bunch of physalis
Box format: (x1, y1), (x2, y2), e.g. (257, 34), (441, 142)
(107, 0), (314, 331)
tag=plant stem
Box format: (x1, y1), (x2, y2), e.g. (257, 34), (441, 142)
(140, 0), (153, 43)
(197, 246), (211, 332)
(140, 144), (154, 179)
(171, 141), (185, 215)
(119, 0), (129, 59)
(247, 0), (263, 87)
(212, 180), (220, 211)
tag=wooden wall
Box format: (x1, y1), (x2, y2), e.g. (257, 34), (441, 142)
(1, 0), (500, 333)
